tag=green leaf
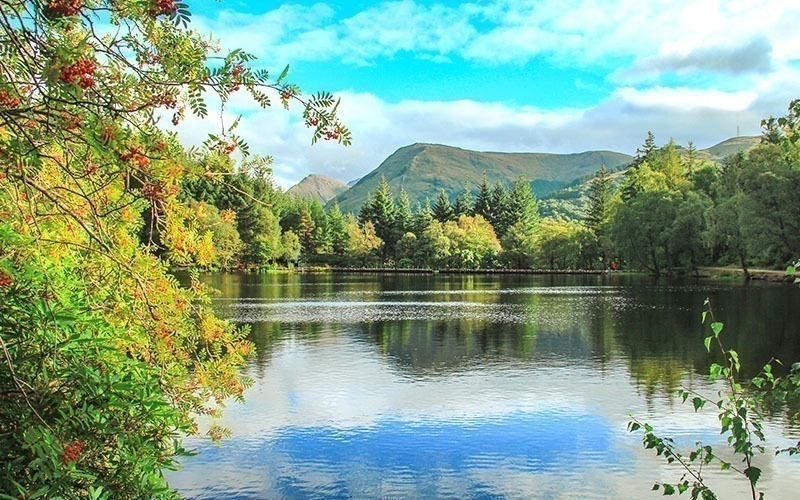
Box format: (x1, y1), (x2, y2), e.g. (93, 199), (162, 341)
(693, 397), (705, 412)
(787, 265), (795, 276)
(744, 466), (761, 485)
(704, 336), (712, 352)
(663, 484), (676, 495)
(711, 322), (723, 337)
(652, 483), (661, 491)
(277, 64), (290, 84)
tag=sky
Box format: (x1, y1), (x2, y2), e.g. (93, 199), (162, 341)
(179, 0), (800, 188)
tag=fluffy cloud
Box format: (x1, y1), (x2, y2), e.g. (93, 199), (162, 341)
(172, 0), (800, 190)
(196, 0), (800, 72)
(173, 66), (799, 189)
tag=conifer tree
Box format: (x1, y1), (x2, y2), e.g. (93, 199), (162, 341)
(586, 166), (614, 235)
(453, 183), (473, 217)
(327, 203), (349, 255)
(508, 176), (540, 230)
(412, 199), (434, 235)
(489, 182), (513, 237)
(473, 173), (493, 220)
(432, 189), (454, 222)
(395, 189), (414, 235)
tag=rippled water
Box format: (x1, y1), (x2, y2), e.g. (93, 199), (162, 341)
(167, 273), (800, 499)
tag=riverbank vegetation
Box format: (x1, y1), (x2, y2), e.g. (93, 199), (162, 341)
(178, 101), (799, 275)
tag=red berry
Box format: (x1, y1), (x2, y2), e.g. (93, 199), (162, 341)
(45, 0), (83, 17)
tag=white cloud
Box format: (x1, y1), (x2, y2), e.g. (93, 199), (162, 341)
(171, 65), (800, 190)
(195, 0), (800, 73)
(171, 1), (800, 190)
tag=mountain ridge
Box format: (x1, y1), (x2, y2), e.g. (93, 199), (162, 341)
(332, 143), (633, 213)
(287, 174), (349, 203)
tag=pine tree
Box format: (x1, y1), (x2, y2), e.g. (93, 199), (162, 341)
(473, 173), (492, 220)
(395, 189), (413, 235)
(431, 189), (454, 222)
(359, 176), (396, 259)
(586, 165), (614, 235)
(327, 203), (348, 255)
(489, 182), (513, 237)
(412, 199), (434, 235)
(508, 176), (539, 230)
(298, 208), (316, 257)
(622, 132), (657, 201)
(453, 183), (473, 217)
(634, 131), (657, 167)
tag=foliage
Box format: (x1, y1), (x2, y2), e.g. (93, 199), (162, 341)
(0, 0), (347, 496)
(629, 298), (800, 499)
(346, 219), (382, 266)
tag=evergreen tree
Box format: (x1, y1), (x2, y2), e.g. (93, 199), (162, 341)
(473, 173), (493, 220)
(634, 131), (657, 167)
(432, 189), (454, 222)
(358, 193), (376, 226)
(585, 165), (614, 235)
(453, 184), (473, 217)
(358, 176), (396, 259)
(327, 203), (349, 256)
(489, 182), (513, 237)
(298, 208), (317, 258)
(508, 176), (540, 230)
(622, 132), (657, 201)
(395, 189), (414, 235)
(412, 200), (434, 235)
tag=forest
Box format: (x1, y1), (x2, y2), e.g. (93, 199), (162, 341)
(176, 109), (800, 275)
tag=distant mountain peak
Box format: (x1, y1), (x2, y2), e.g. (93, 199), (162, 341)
(287, 174), (349, 203)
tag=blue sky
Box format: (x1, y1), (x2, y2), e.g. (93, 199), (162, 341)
(181, 1), (800, 187)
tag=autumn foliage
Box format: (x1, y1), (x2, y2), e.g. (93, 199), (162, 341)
(0, 0), (347, 497)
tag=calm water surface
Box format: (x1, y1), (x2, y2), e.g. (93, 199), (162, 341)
(167, 273), (800, 499)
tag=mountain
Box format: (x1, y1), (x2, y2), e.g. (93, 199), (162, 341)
(332, 143), (633, 213)
(539, 136), (762, 221)
(696, 136), (760, 162)
(287, 174), (349, 203)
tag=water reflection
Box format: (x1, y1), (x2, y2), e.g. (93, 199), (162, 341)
(168, 272), (800, 498)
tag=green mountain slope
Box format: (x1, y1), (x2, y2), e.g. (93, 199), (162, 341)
(287, 174), (349, 203)
(332, 143), (632, 213)
(697, 136), (760, 161)
(539, 136), (762, 221)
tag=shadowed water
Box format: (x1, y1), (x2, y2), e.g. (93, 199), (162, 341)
(167, 273), (800, 499)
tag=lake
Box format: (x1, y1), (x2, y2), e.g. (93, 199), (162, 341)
(167, 272), (800, 499)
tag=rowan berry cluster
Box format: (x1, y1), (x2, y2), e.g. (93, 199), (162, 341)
(0, 271), (13, 289)
(45, 0), (83, 17)
(280, 91), (292, 100)
(60, 112), (83, 131)
(61, 441), (85, 464)
(150, 0), (177, 17)
(59, 59), (96, 89)
(156, 91), (178, 109)
(0, 90), (20, 108)
(119, 147), (150, 169)
(141, 182), (165, 201)
(218, 142), (236, 155)
(324, 126), (343, 141)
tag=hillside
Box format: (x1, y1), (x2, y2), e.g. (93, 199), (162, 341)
(332, 143), (632, 213)
(697, 136), (760, 162)
(287, 174), (349, 203)
(539, 136), (762, 221)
